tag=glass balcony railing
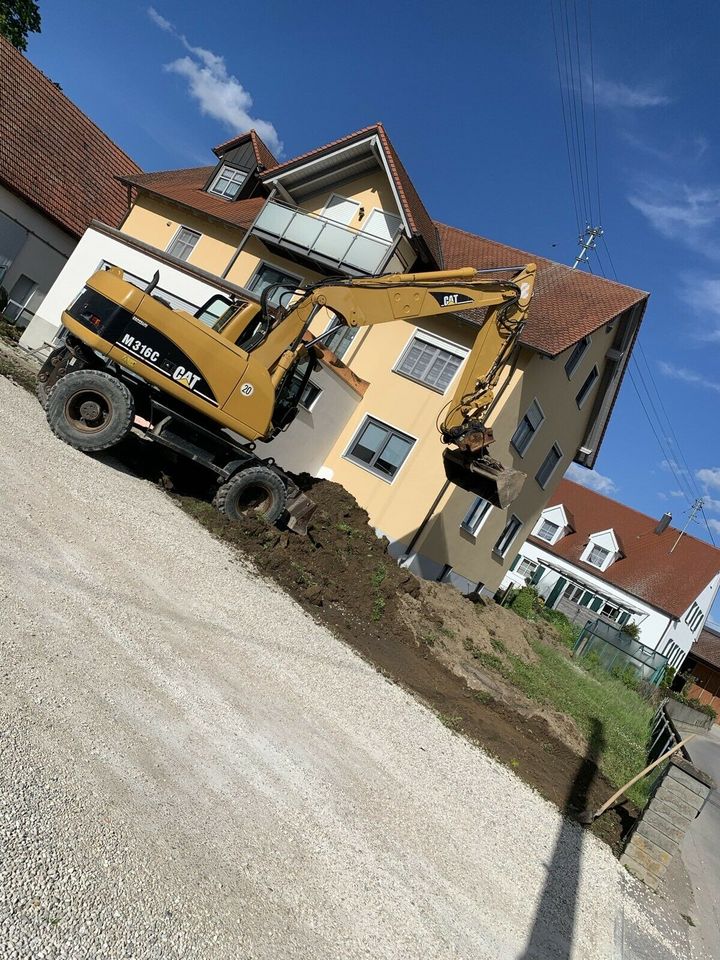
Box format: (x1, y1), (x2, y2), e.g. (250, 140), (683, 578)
(253, 199), (395, 275)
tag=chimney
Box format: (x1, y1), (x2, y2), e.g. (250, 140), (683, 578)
(655, 512), (672, 535)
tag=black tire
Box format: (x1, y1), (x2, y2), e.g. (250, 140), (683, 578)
(36, 379), (49, 409)
(213, 466), (287, 524)
(46, 369), (135, 453)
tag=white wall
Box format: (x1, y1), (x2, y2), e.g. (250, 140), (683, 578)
(20, 225), (236, 351)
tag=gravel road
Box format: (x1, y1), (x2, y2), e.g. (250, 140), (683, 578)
(0, 374), (665, 958)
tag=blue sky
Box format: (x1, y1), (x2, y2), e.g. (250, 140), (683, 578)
(25, 2), (720, 557)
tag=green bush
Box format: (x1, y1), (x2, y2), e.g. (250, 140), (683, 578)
(509, 586), (543, 620)
(542, 609), (581, 649)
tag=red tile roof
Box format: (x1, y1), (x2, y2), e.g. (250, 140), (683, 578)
(691, 626), (720, 670)
(0, 36), (141, 238)
(436, 223), (648, 357)
(212, 130), (278, 171)
(121, 166), (265, 231)
(532, 479), (720, 618)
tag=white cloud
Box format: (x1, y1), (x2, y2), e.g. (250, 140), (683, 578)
(589, 77), (671, 110)
(146, 7), (282, 155)
(669, 489), (686, 499)
(706, 518), (720, 535)
(147, 6), (172, 31)
(657, 360), (720, 394)
(660, 458), (689, 477)
(628, 181), (720, 254)
(565, 463), (617, 495)
(697, 467), (720, 491)
(702, 496), (720, 513)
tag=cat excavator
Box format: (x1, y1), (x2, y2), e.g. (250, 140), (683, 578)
(37, 262), (536, 532)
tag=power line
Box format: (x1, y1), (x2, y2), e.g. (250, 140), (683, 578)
(549, 0), (583, 233)
(699, 504), (717, 547)
(586, 0), (602, 225)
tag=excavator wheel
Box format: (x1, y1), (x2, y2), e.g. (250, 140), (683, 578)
(46, 369), (135, 453)
(214, 466), (287, 525)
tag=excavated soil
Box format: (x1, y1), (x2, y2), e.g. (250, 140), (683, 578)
(171, 471), (636, 851)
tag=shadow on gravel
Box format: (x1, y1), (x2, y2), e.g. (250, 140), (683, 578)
(519, 718), (606, 960)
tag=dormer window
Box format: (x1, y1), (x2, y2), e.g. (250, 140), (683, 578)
(209, 164), (246, 199)
(536, 519), (560, 542)
(587, 544), (610, 568)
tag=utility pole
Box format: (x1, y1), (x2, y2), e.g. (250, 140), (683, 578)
(572, 225), (604, 270)
(670, 498), (704, 553)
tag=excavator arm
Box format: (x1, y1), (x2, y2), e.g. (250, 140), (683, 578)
(271, 263), (536, 506)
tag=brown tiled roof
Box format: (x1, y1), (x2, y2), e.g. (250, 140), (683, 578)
(212, 130), (278, 170)
(531, 479), (720, 618)
(436, 223), (648, 357)
(691, 626), (720, 670)
(121, 167), (264, 231)
(260, 124), (442, 266)
(0, 36), (141, 238)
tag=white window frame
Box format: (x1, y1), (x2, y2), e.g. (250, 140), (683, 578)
(535, 443), (563, 490)
(586, 544), (611, 569)
(516, 557), (538, 581)
(494, 514), (523, 558)
(536, 519), (560, 543)
(320, 193), (361, 226)
(166, 226), (201, 262)
(208, 164), (247, 199)
(511, 399), (544, 457)
(576, 365), (599, 409)
(4, 274), (39, 324)
(460, 496), (493, 535)
(246, 260), (303, 309)
(564, 335), (591, 379)
(393, 328), (468, 394)
(299, 380), (322, 412)
(343, 415), (416, 484)
(362, 207), (402, 242)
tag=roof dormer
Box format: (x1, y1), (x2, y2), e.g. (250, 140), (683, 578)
(533, 503), (572, 546)
(581, 528), (622, 571)
(204, 130), (278, 202)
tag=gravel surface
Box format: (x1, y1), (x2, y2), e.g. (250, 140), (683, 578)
(0, 374), (650, 958)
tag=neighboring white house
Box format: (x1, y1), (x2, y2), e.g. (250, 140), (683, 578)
(0, 36), (140, 341)
(501, 478), (720, 670)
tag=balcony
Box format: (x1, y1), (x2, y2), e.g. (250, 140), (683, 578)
(252, 199), (397, 276)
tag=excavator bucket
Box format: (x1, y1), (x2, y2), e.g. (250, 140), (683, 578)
(285, 488), (318, 535)
(443, 448), (526, 509)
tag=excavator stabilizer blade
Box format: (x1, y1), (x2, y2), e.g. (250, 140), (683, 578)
(443, 448), (526, 509)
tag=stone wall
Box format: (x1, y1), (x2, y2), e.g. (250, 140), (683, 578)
(621, 756), (714, 891)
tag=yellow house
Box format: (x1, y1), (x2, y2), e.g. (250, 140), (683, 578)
(36, 124), (650, 595)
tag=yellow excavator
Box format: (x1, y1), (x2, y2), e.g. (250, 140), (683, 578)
(37, 262), (536, 531)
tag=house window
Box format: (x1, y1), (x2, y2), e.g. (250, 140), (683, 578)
(394, 331), (466, 393)
(209, 164), (246, 199)
(299, 380), (322, 411)
(362, 208), (402, 242)
(321, 194), (360, 226)
(516, 557), (538, 580)
(461, 496), (492, 535)
(511, 400), (544, 456)
(3, 274), (38, 325)
(494, 514), (522, 557)
(322, 322), (359, 359)
(576, 365), (599, 408)
(535, 444), (563, 489)
(564, 336), (590, 378)
(564, 583), (585, 603)
(536, 519), (560, 542)
(344, 417), (415, 481)
(167, 227), (201, 261)
(600, 600), (621, 621)
(586, 544), (610, 568)
(247, 263), (302, 309)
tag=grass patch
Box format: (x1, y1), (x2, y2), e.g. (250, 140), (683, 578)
(506, 639), (655, 806)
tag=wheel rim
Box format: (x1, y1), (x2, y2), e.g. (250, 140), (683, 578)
(235, 483), (274, 516)
(64, 389), (113, 434)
